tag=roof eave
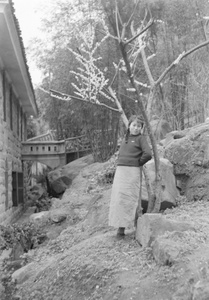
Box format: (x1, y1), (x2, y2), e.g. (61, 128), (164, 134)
(0, 0), (38, 117)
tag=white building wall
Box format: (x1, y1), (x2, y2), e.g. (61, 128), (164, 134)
(0, 70), (26, 224)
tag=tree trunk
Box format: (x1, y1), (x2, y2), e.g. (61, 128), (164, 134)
(119, 42), (162, 213)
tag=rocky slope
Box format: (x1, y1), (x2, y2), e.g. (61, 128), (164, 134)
(1, 152), (209, 300)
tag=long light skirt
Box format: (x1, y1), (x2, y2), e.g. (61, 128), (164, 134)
(109, 166), (140, 228)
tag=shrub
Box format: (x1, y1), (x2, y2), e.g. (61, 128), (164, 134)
(0, 222), (45, 252)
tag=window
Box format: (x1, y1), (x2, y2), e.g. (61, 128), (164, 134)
(9, 86), (13, 130)
(17, 102), (19, 136)
(12, 172), (18, 206)
(12, 172), (24, 207)
(3, 71), (6, 121)
(24, 114), (27, 140)
(20, 108), (23, 141)
(5, 159), (9, 210)
(18, 173), (24, 204)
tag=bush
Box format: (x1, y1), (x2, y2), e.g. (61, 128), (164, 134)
(35, 196), (51, 212)
(0, 222), (45, 252)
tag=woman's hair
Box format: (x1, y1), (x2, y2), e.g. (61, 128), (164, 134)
(125, 115), (144, 143)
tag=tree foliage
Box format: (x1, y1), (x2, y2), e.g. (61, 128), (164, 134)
(28, 0), (209, 144)
(25, 0), (209, 211)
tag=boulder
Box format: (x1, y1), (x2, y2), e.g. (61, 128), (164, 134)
(150, 118), (172, 141)
(61, 154), (94, 180)
(141, 158), (179, 211)
(12, 262), (35, 284)
(135, 213), (194, 247)
(163, 122), (209, 201)
(50, 210), (67, 223)
(29, 211), (50, 225)
(49, 176), (72, 195)
(47, 154), (94, 197)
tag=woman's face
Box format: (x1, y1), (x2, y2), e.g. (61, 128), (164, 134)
(129, 120), (142, 135)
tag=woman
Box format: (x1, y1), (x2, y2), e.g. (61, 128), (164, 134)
(109, 115), (152, 237)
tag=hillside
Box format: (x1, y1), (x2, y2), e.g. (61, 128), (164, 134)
(2, 157), (209, 300)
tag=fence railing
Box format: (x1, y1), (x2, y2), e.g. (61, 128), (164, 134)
(65, 135), (91, 153)
(22, 135), (91, 157)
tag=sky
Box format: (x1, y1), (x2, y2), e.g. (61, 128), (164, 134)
(13, 0), (42, 43)
(13, 0), (50, 85)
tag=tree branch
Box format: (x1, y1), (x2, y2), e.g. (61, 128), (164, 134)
(115, 2), (121, 41)
(156, 40), (209, 86)
(110, 61), (122, 87)
(141, 46), (155, 87)
(49, 89), (120, 113)
(108, 87), (128, 127)
(126, 0), (140, 27)
(124, 18), (154, 45)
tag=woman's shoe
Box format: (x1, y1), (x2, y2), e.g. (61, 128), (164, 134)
(117, 227), (125, 237)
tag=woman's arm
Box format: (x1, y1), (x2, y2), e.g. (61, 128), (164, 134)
(138, 135), (152, 166)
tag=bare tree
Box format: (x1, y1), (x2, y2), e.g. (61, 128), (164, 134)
(50, 0), (209, 213)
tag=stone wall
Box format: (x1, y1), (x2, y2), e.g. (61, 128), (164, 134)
(0, 70), (27, 224)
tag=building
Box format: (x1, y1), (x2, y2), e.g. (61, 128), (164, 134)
(0, 0), (38, 224)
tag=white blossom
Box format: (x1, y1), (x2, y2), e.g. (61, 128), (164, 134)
(69, 27), (112, 104)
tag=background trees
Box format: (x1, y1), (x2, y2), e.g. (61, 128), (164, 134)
(27, 0), (209, 145)
(24, 0), (209, 212)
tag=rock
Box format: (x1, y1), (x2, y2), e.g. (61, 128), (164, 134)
(150, 118), (172, 141)
(48, 154), (94, 183)
(50, 176), (72, 195)
(61, 154), (94, 180)
(50, 211), (67, 223)
(163, 123), (209, 201)
(50, 197), (62, 209)
(47, 155), (94, 197)
(141, 158), (179, 211)
(152, 232), (184, 265)
(12, 262), (35, 284)
(135, 213), (194, 247)
(29, 211), (50, 225)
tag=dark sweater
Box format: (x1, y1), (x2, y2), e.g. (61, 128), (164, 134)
(117, 134), (152, 167)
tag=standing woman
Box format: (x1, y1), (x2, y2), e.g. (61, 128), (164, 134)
(109, 115), (152, 237)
